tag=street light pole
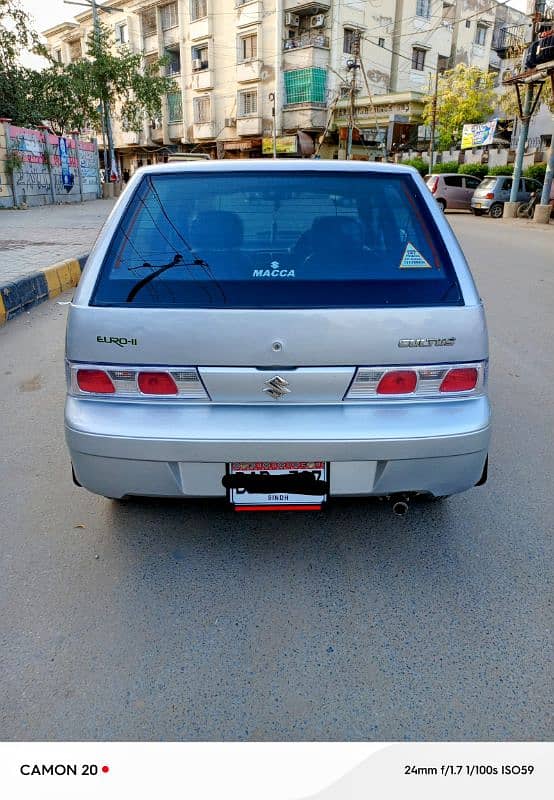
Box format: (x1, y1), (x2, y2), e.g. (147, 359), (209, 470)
(428, 61), (440, 175)
(269, 92), (277, 159)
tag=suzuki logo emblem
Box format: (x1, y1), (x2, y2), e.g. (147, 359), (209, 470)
(262, 375), (291, 399)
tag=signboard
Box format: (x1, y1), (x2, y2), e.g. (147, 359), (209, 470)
(461, 119), (497, 149)
(262, 135), (297, 155)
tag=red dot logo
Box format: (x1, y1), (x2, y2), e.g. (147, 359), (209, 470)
(102, 766), (109, 773)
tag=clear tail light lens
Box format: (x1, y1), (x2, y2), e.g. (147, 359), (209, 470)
(138, 371), (178, 395)
(69, 364), (209, 400)
(76, 369), (115, 394)
(376, 370), (417, 394)
(346, 363), (485, 399)
(439, 367), (478, 393)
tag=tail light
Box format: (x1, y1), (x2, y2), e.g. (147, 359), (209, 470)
(68, 364), (209, 399)
(346, 362), (485, 399)
(377, 370), (417, 395)
(138, 372), (178, 395)
(485, 192), (494, 199)
(76, 369), (115, 394)
(439, 367), (478, 393)
(430, 177), (439, 194)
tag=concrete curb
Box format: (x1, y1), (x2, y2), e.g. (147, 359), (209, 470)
(0, 255), (87, 326)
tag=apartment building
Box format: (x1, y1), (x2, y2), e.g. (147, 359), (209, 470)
(43, 0), (533, 169)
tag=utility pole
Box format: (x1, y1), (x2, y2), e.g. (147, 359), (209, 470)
(427, 62), (440, 175)
(346, 30), (360, 160)
(64, 0), (120, 181)
(507, 0), (545, 210)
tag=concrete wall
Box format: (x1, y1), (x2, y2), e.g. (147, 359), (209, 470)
(0, 122), (101, 209)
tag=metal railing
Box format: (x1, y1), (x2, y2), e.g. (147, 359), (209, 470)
(283, 33), (330, 51)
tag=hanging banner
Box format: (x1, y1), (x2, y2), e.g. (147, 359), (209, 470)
(461, 119), (497, 149)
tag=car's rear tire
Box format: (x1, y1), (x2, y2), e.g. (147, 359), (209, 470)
(489, 202), (503, 219)
(437, 198), (446, 211)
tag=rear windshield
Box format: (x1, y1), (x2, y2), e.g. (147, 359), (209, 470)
(91, 171), (463, 308)
(479, 178), (497, 190)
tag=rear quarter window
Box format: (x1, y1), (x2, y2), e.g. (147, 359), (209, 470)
(91, 170), (463, 309)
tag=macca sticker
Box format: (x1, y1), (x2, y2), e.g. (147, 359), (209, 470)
(399, 242), (432, 269)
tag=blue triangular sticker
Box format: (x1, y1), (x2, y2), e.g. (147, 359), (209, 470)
(399, 242), (432, 269)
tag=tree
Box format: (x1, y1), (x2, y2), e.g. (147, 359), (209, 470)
(1, 11), (174, 157)
(0, 0), (46, 123)
(423, 64), (496, 150)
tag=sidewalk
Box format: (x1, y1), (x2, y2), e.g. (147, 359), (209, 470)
(0, 198), (116, 284)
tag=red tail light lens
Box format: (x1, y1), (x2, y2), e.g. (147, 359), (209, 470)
(376, 370), (417, 394)
(430, 177), (439, 194)
(440, 367), (478, 393)
(485, 192), (494, 199)
(138, 371), (178, 395)
(77, 369), (115, 394)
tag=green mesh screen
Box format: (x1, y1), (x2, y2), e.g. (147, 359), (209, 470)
(284, 68), (327, 104)
(167, 92), (183, 123)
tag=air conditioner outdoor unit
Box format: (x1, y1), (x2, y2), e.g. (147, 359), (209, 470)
(285, 12), (300, 27)
(225, 117), (236, 127)
(310, 14), (325, 28)
(192, 58), (203, 70)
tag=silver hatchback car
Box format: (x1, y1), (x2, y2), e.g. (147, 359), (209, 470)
(65, 161), (490, 511)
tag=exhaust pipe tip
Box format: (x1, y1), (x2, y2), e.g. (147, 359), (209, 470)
(392, 500), (409, 516)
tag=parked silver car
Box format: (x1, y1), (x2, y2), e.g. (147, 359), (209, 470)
(471, 175), (543, 218)
(65, 161), (490, 511)
(425, 173), (482, 211)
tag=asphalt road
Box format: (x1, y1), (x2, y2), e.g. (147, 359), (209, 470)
(0, 215), (552, 741)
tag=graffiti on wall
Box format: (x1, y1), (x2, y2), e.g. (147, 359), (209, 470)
(2, 125), (99, 206)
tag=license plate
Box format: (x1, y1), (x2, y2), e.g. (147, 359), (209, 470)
(474, 203), (482, 208)
(226, 461), (327, 510)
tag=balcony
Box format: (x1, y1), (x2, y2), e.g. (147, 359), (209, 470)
(237, 115), (262, 136)
(282, 103), (327, 131)
(163, 26), (179, 47)
(192, 67), (214, 90)
(168, 122), (184, 141)
(283, 33), (330, 69)
(492, 25), (527, 58)
(284, 1), (330, 13)
(236, 58), (263, 83)
(143, 33), (158, 54)
(193, 121), (216, 139)
(190, 16), (212, 42)
(236, 0), (263, 29)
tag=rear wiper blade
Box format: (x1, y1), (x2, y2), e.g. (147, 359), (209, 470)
(126, 253), (209, 302)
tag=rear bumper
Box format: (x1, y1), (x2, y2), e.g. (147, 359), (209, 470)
(65, 397), (491, 499)
(471, 198), (493, 211)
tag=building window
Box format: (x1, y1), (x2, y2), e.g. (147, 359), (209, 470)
(192, 43), (209, 70)
(167, 92), (183, 122)
(165, 47), (181, 76)
(378, 37), (385, 48)
(411, 47), (426, 71)
(238, 89), (258, 117)
(475, 24), (487, 46)
(144, 53), (159, 72)
(68, 39), (82, 62)
(142, 9), (157, 36)
(465, 19), (471, 29)
(239, 32), (257, 61)
(115, 23), (128, 44)
(416, 0), (431, 19)
(343, 28), (355, 54)
(54, 48), (62, 63)
(161, 2), (178, 30)
(284, 67), (327, 104)
(193, 96), (211, 123)
(191, 0), (208, 21)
